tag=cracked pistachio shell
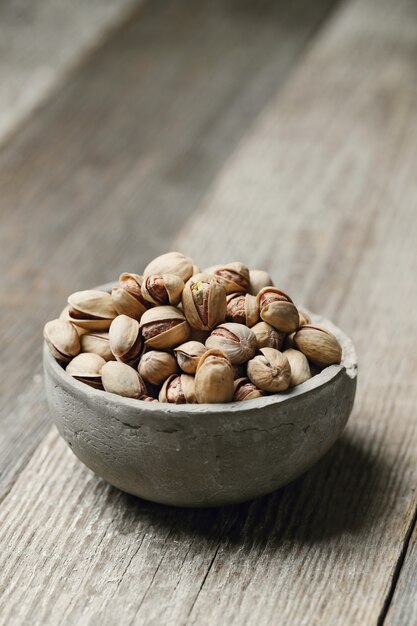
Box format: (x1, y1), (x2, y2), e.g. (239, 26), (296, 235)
(143, 252), (194, 282)
(80, 331), (114, 361)
(111, 273), (151, 321)
(141, 273), (184, 306)
(226, 292), (259, 327)
(109, 315), (142, 364)
(293, 325), (342, 366)
(205, 322), (257, 365)
(138, 350), (178, 386)
(297, 308), (311, 327)
(101, 361), (146, 399)
(66, 353), (106, 389)
(182, 273), (226, 331)
(256, 287), (299, 333)
(43, 319), (81, 363)
(233, 377), (264, 402)
(68, 290), (117, 330)
(139, 305), (190, 349)
(174, 341), (206, 374)
(249, 270), (274, 296)
(247, 347), (291, 392)
(207, 262), (250, 294)
(283, 348), (311, 387)
(159, 374), (196, 404)
(195, 349), (234, 404)
(251, 321), (285, 350)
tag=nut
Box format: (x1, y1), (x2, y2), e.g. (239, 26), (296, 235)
(111, 273), (152, 320)
(205, 322), (257, 364)
(206, 262), (250, 294)
(66, 353), (106, 388)
(247, 348), (291, 392)
(43, 319), (80, 363)
(159, 374), (196, 404)
(251, 321), (285, 350)
(139, 305), (190, 349)
(68, 290), (117, 330)
(182, 273), (226, 331)
(138, 350), (178, 385)
(298, 308), (311, 327)
(109, 315), (142, 364)
(226, 292), (259, 327)
(80, 331), (114, 361)
(249, 269), (274, 295)
(256, 287), (299, 333)
(293, 325), (342, 366)
(143, 252), (194, 282)
(194, 349), (234, 403)
(174, 341), (206, 374)
(283, 348), (311, 386)
(101, 361), (147, 399)
(233, 377), (264, 401)
(141, 273), (184, 306)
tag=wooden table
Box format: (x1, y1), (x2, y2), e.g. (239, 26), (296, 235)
(1, 0), (416, 623)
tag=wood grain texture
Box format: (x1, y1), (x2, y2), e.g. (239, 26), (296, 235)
(0, 0), (138, 144)
(0, 0), (337, 500)
(1, 0), (417, 624)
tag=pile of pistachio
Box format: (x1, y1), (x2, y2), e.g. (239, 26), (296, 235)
(43, 252), (342, 404)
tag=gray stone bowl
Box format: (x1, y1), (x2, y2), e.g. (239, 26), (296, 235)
(44, 293), (357, 507)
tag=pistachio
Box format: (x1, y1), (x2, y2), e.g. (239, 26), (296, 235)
(293, 325), (342, 366)
(159, 374), (196, 404)
(80, 331), (114, 361)
(109, 315), (142, 364)
(233, 377), (264, 401)
(247, 348), (291, 392)
(174, 341), (206, 374)
(298, 308), (311, 327)
(256, 287), (299, 333)
(66, 353), (106, 389)
(249, 269), (274, 296)
(43, 319), (81, 363)
(205, 322), (257, 365)
(141, 273), (184, 306)
(112, 273), (151, 321)
(226, 292), (259, 327)
(139, 305), (190, 349)
(207, 262), (250, 294)
(138, 350), (178, 385)
(283, 348), (311, 386)
(195, 349), (234, 403)
(251, 321), (285, 350)
(68, 290), (117, 330)
(101, 361), (147, 399)
(182, 273), (226, 331)
(143, 252), (194, 282)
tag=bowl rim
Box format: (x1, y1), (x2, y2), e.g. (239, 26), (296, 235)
(44, 288), (357, 417)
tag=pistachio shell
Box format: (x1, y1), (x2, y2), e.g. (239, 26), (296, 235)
(141, 273), (184, 306)
(209, 262), (250, 294)
(205, 322), (257, 365)
(293, 325), (342, 366)
(68, 290), (117, 330)
(158, 374), (196, 404)
(251, 321), (285, 350)
(109, 315), (142, 364)
(43, 319), (80, 362)
(283, 348), (311, 386)
(143, 252), (194, 282)
(182, 273), (226, 331)
(249, 269), (274, 296)
(139, 305), (190, 349)
(297, 308), (311, 327)
(225, 292), (259, 327)
(138, 350), (178, 385)
(256, 287), (299, 333)
(247, 348), (291, 392)
(80, 332), (114, 361)
(101, 361), (146, 399)
(66, 353), (106, 388)
(194, 349), (234, 403)
(233, 377), (264, 401)
(174, 341), (206, 374)
(112, 273), (151, 320)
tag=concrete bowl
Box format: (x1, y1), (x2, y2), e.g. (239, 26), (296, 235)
(43, 293), (357, 507)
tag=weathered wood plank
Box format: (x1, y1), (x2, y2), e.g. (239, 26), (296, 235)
(384, 518), (417, 626)
(0, 0), (338, 499)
